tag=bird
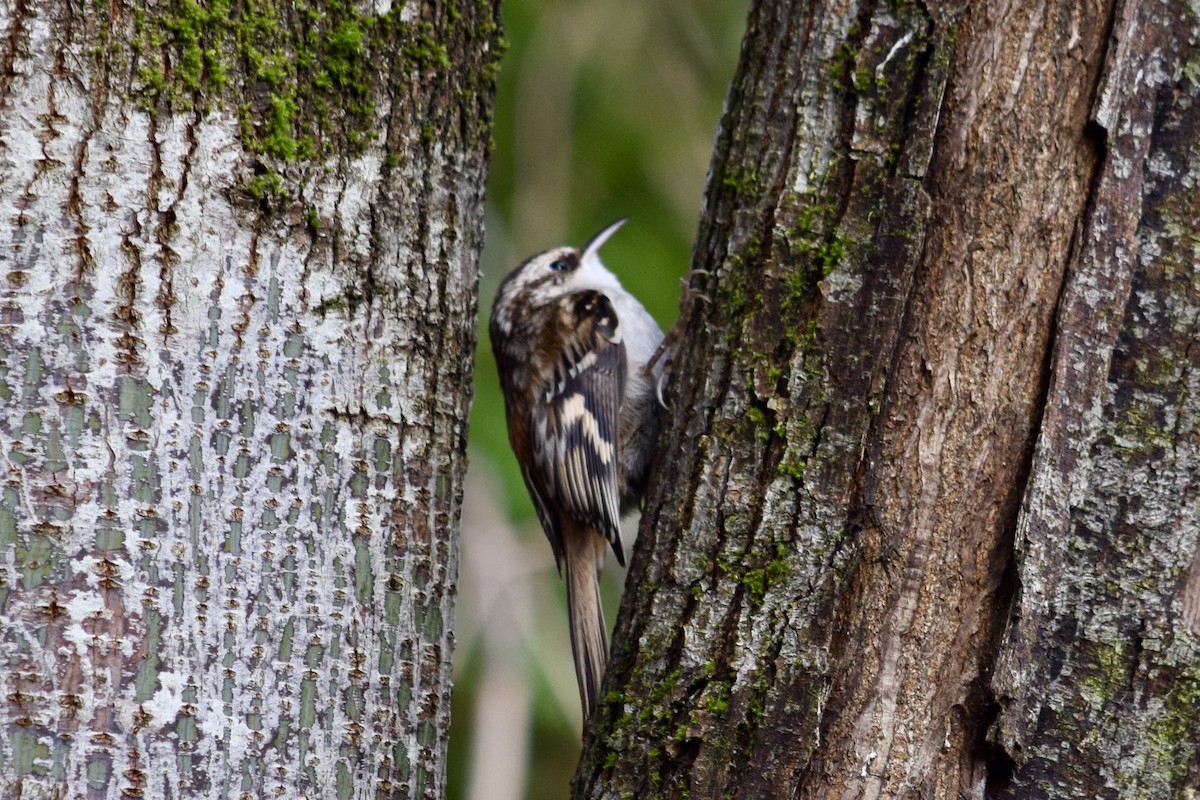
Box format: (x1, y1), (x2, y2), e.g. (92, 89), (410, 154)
(489, 218), (665, 723)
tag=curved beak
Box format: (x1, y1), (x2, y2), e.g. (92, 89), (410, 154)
(581, 217), (628, 263)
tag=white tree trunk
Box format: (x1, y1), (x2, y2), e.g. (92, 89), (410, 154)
(0, 1), (500, 797)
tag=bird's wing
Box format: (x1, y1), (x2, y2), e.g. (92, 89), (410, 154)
(530, 289), (627, 567)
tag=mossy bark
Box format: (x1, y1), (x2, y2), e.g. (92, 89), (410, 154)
(575, 1), (1200, 798)
(0, 0), (500, 798)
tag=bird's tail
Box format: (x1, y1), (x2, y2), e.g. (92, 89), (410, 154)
(562, 521), (610, 723)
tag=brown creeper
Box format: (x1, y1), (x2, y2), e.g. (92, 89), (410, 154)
(489, 219), (665, 723)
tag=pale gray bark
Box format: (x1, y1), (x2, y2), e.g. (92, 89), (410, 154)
(0, 1), (499, 797)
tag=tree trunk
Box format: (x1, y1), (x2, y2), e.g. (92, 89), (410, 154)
(577, 1), (1200, 798)
(0, 1), (499, 797)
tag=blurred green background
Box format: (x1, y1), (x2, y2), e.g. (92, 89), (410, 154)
(452, 2), (747, 797)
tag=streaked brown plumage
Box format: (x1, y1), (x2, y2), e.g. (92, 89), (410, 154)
(489, 219), (664, 724)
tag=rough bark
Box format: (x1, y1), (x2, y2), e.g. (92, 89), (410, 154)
(0, 0), (500, 797)
(576, 1), (1200, 798)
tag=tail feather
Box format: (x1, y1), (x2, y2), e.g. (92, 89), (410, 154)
(563, 522), (609, 722)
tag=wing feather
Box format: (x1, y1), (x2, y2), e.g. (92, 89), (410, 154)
(530, 291), (627, 565)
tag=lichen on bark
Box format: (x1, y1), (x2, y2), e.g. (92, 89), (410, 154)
(576, 1), (1200, 799)
(992, 6), (1200, 793)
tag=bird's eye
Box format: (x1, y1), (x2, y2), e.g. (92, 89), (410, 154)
(549, 259), (570, 272)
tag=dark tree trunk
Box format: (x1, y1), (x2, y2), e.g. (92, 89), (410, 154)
(576, 1), (1200, 798)
(0, 1), (500, 797)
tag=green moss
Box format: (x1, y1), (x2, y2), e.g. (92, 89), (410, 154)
(783, 203), (847, 296)
(811, 235), (845, 278)
(777, 457), (806, 480)
(164, 0), (225, 91)
(721, 165), (761, 197)
(404, 22), (452, 70)
(703, 686), (730, 716)
(741, 544), (793, 606)
(765, 546), (790, 585)
(641, 670), (682, 720)
(852, 64), (872, 92)
(246, 171), (285, 202)
(325, 20), (367, 86)
(135, 64), (167, 106)
(829, 41), (852, 80)
(726, 280), (747, 313)
(885, 140), (903, 168)
(115, 0), (503, 205)
(260, 94), (301, 161)
(743, 568), (766, 602)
